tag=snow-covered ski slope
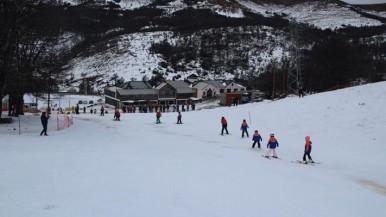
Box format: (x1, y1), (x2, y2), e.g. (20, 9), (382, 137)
(1, 81), (386, 217)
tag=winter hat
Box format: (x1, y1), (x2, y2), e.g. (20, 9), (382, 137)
(270, 134), (274, 137)
(305, 136), (310, 141)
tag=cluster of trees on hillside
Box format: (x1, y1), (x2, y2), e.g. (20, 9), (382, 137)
(150, 23), (385, 97)
(0, 0), (68, 118)
(0, 0), (138, 117)
(255, 34), (386, 98)
(149, 26), (287, 80)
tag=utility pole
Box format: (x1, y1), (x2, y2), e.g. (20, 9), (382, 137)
(287, 19), (303, 95)
(272, 63), (275, 99)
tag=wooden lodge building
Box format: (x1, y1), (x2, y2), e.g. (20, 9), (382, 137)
(104, 80), (246, 108)
(105, 81), (195, 108)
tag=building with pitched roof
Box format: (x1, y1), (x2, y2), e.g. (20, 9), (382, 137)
(105, 80), (196, 109)
(194, 80), (246, 97)
(193, 82), (217, 99)
(105, 80), (244, 109)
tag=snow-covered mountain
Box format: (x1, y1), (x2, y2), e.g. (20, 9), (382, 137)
(62, 0), (385, 29)
(56, 0), (386, 92)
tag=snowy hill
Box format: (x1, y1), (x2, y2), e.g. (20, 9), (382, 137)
(1, 81), (386, 217)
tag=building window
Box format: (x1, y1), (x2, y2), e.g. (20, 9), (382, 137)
(227, 89), (231, 93)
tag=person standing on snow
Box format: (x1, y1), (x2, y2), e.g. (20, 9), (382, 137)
(176, 111), (182, 124)
(264, 134), (279, 158)
(100, 105), (105, 116)
(114, 109), (120, 121)
(303, 136), (313, 163)
(252, 130), (262, 148)
(156, 110), (162, 124)
(240, 119), (249, 138)
(221, 117), (229, 135)
(40, 112), (50, 136)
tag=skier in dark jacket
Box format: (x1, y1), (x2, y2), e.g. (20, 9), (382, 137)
(176, 111), (182, 124)
(252, 130), (262, 148)
(40, 112), (49, 136)
(114, 109), (120, 121)
(100, 106), (105, 116)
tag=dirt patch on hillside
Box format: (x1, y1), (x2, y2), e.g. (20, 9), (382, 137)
(357, 179), (386, 196)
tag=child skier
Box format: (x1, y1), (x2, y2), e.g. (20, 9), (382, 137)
(114, 109), (120, 121)
(156, 110), (162, 124)
(221, 117), (229, 135)
(177, 111), (182, 124)
(265, 134), (279, 158)
(303, 136), (313, 163)
(240, 119), (249, 138)
(252, 130), (262, 148)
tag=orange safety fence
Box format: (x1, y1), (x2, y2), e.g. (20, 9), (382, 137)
(56, 112), (74, 131)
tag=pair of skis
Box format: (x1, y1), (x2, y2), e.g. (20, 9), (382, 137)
(291, 160), (321, 166)
(261, 155), (320, 165)
(261, 155), (281, 160)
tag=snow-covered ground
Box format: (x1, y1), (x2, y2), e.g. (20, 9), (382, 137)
(1, 82), (386, 217)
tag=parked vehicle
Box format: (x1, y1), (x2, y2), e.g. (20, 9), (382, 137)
(242, 91), (265, 103)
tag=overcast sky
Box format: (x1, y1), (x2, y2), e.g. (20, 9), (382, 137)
(342, 0), (386, 4)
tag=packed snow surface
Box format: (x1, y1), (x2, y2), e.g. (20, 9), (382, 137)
(1, 82), (386, 217)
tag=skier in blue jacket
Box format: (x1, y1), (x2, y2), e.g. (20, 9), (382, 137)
(252, 130), (262, 148)
(240, 119), (249, 138)
(264, 134), (279, 158)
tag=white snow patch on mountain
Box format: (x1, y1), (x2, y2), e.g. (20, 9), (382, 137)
(236, 0), (383, 29)
(64, 32), (173, 88)
(62, 0), (154, 10)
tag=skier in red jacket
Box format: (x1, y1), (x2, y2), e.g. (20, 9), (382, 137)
(221, 117), (229, 135)
(303, 136), (313, 163)
(156, 110), (162, 124)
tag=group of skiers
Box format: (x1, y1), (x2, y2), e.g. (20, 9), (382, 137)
(154, 110), (182, 124)
(221, 116), (314, 163)
(39, 105), (314, 163)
